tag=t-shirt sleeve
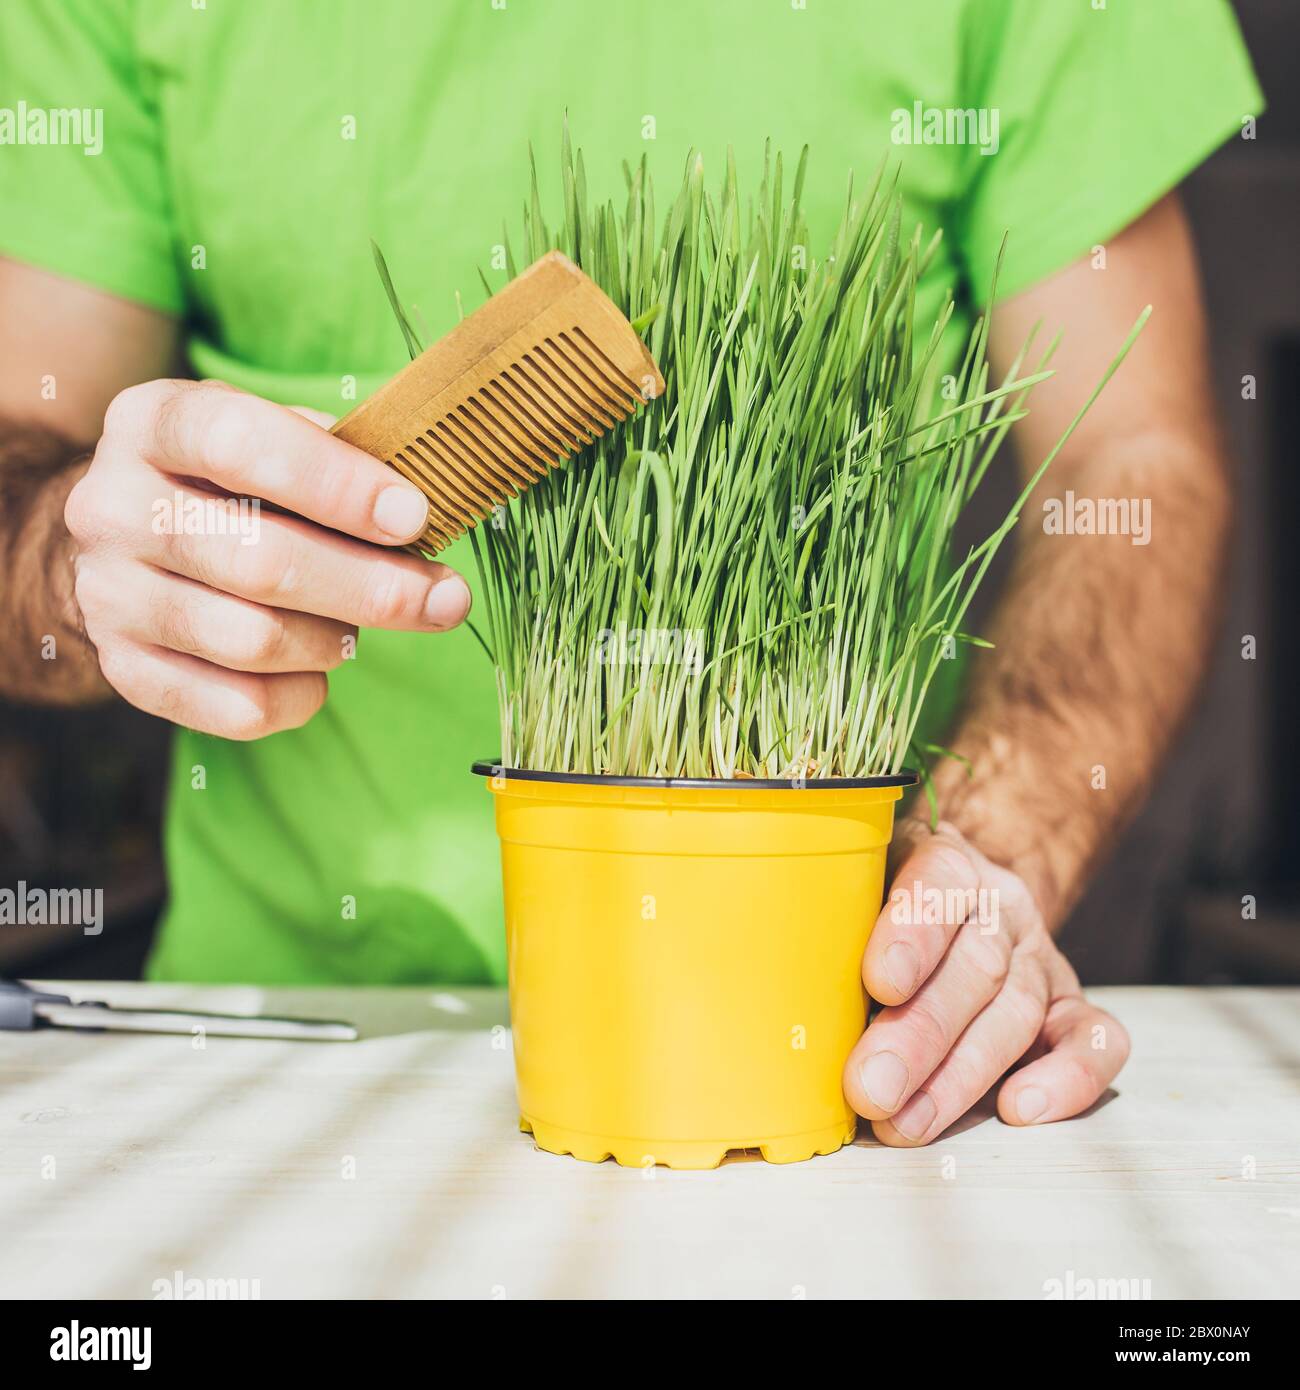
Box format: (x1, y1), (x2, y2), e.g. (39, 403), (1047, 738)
(0, 0), (183, 313)
(955, 0), (1265, 302)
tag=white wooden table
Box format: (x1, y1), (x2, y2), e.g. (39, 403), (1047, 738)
(1, 984), (1296, 1299)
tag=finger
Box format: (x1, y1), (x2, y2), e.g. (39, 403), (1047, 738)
(95, 637), (327, 740)
(844, 917), (1013, 1121)
(997, 995), (1131, 1126)
(142, 495), (471, 631)
(72, 457), (462, 631)
(286, 405), (339, 429)
(869, 953), (1049, 1146)
(110, 380), (430, 545)
(864, 826), (984, 1006)
(76, 557), (356, 674)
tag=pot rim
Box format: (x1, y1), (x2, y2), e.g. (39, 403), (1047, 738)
(471, 759), (919, 791)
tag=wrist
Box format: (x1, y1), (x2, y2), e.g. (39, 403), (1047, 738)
(0, 438), (102, 702)
(899, 739), (1085, 932)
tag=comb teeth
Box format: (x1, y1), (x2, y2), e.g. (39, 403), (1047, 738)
(331, 252), (664, 554)
(388, 333), (645, 549)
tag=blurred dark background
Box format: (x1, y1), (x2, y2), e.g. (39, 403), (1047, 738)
(1056, 0), (1300, 986)
(1, 0), (1296, 986)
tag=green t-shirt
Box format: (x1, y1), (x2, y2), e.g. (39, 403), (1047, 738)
(0, 0), (1260, 983)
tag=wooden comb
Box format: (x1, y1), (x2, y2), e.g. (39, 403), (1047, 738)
(331, 251), (664, 553)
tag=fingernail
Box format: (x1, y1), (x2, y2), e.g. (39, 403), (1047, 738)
(883, 941), (920, 997)
(425, 575), (471, 629)
(892, 1090), (937, 1141)
(859, 1051), (909, 1112)
(374, 484), (428, 541)
(1016, 1086), (1048, 1123)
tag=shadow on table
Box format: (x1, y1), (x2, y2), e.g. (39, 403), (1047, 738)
(1201, 988), (1300, 1082)
(849, 1086), (1121, 1148)
(339, 988), (512, 1040)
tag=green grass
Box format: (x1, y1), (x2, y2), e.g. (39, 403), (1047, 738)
(377, 131), (1147, 782)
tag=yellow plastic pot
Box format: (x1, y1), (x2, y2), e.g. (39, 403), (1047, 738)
(473, 762), (915, 1170)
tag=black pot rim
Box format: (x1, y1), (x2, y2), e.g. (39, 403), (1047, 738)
(471, 759), (919, 791)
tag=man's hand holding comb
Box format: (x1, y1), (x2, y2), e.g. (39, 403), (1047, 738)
(62, 379), (472, 739)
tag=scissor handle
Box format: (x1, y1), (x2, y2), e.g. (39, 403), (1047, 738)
(0, 979), (73, 1031)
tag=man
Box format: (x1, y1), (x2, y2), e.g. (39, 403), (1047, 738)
(0, 0), (1260, 1146)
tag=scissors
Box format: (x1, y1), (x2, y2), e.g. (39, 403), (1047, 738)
(0, 978), (357, 1041)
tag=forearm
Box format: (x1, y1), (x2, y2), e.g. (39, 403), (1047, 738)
(0, 421), (104, 703)
(910, 429), (1231, 929)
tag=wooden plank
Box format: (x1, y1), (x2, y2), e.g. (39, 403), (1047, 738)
(0, 985), (1296, 1299)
